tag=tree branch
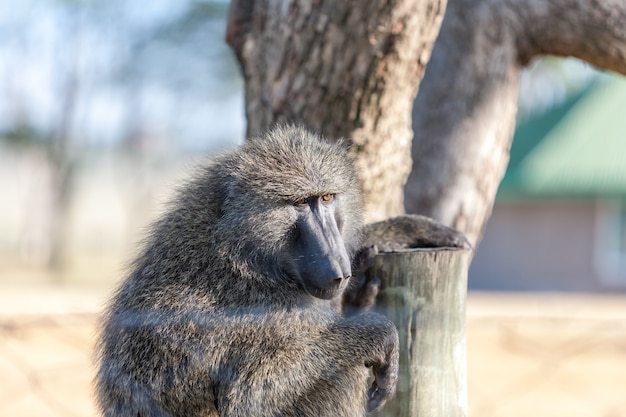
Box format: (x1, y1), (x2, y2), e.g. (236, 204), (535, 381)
(405, 0), (626, 248)
(406, 0), (520, 246)
(514, 0), (626, 75)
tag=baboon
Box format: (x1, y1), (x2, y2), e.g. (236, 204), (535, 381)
(96, 125), (399, 417)
(95, 125), (467, 417)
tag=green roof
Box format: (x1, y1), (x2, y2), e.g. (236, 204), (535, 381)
(499, 76), (626, 199)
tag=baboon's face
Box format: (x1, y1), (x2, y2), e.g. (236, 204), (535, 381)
(216, 184), (353, 301)
(289, 193), (351, 300)
(213, 127), (362, 300)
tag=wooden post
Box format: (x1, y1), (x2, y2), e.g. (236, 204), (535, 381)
(370, 248), (470, 417)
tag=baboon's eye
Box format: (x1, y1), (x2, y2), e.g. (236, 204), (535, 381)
(321, 194), (334, 202)
(294, 197), (308, 206)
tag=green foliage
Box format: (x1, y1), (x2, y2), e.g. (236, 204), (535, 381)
(1, 124), (46, 148)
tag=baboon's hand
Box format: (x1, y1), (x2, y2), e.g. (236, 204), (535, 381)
(343, 245), (380, 314)
(353, 244), (378, 273)
(366, 323), (399, 412)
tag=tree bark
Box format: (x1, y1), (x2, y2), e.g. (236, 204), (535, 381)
(515, 0), (626, 72)
(370, 248), (470, 417)
(226, 0), (446, 222)
(405, 0), (626, 247)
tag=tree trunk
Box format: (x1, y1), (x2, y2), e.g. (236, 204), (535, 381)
(47, 47), (80, 274)
(370, 248), (470, 417)
(405, 0), (626, 247)
(226, 0), (446, 222)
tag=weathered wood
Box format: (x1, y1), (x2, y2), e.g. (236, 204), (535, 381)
(370, 248), (470, 417)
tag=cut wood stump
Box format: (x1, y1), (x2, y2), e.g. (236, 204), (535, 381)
(370, 247), (470, 417)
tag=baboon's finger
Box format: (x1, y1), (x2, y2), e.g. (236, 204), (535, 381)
(366, 381), (391, 412)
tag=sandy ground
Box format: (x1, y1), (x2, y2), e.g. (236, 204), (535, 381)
(0, 285), (625, 417)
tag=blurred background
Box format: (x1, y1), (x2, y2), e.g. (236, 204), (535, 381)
(0, 1), (625, 416)
(0, 0), (243, 286)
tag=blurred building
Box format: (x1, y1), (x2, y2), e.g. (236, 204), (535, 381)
(470, 76), (626, 292)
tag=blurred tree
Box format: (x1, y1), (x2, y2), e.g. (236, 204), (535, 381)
(405, 0), (626, 246)
(0, 0), (240, 272)
(227, 0), (445, 222)
(227, 0), (626, 248)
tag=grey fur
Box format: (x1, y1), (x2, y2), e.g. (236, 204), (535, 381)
(362, 214), (472, 252)
(95, 125), (399, 417)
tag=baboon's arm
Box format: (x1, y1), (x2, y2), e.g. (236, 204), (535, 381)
(323, 312), (400, 412)
(362, 214), (471, 252)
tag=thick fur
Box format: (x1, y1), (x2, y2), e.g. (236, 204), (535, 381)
(95, 125), (399, 417)
(362, 214), (471, 252)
